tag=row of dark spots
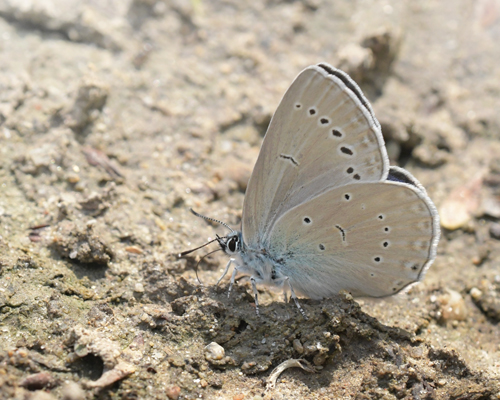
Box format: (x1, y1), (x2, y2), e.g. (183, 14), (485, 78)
(339, 147), (361, 181)
(296, 104), (361, 178)
(302, 216), (326, 251)
(294, 103), (343, 138)
(342, 194), (397, 279)
(296, 103), (361, 182)
(309, 110), (344, 140)
(379, 215), (390, 246)
(375, 214), (390, 262)
(293, 103), (318, 116)
(374, 215), (403, 291)
(346, 167), (360, 180)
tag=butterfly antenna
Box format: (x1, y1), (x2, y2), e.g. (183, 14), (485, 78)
(190, 208), (234, 233)
(177, 237), (220, 257)
(194, 248), (222, 285)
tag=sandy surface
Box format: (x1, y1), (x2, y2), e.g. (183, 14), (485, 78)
(0, 0), (500, 399)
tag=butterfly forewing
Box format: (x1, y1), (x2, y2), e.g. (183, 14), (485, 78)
(266, 179), (440, 299)
(242, 64), (389, 248)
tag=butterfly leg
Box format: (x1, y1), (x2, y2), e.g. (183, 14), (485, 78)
(285, 277), (307, 319)
(216, 258), (234, 287)
(227, 263), (240, 298)
(250, 276), (260, 317)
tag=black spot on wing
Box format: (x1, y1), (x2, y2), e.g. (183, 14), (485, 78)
(341, 146), (353, 155)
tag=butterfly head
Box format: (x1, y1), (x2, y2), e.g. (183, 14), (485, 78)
(217, 231), (242, 256)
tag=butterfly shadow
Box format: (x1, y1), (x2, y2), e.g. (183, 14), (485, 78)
(205, 284), (416, 389)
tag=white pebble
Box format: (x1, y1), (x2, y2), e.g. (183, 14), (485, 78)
(204, 342), (225, 361)
(438, 289), (467, 321)
(134, 283), (144, 293)
(469, 287), (482, 300)
(292, 339), (304, 354)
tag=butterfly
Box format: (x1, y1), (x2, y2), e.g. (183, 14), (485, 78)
(182, 63), (440, 317)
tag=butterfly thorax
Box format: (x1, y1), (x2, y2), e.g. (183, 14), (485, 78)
(219, 231), (284, 287)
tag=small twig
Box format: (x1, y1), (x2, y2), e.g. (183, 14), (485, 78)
(266, 359), (315, 390)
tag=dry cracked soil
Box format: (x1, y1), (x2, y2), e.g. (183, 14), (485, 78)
(0, 1), (500, 399)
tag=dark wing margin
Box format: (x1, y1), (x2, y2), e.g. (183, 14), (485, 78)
(317, 63), (379, 130)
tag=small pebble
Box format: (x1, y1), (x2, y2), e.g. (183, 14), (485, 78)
(490, 223), (500, 240)
(166, 385), (181, 400)
(409, 346), (424, 359)
(437, 289), (467, 321)
(241, 361), (256, 370)
(292, 339), (304, 354)
(439, 173), (483, 230)
(27, 391), (56, 400)
(204, 342), (225, 361)
(125, 246), (143, 254)
(313, 352), (327, 366)
(20, 372), (55, 390)
(61, 382), (85, 400)
(134, 283), (144, 293)
(470, 287), (483, 300)
(66, 173), (80, 183)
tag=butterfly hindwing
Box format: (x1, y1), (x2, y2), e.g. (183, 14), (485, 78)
(266, 176), (440, 299)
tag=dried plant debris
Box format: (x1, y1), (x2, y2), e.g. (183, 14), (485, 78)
(266, 359), (315, 390)
(82, 147), (123, 179)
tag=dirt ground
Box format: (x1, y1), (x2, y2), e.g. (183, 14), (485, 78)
(0, 0), (500, 399)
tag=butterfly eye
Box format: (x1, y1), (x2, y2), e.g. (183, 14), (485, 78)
(228, 237), (238, 253)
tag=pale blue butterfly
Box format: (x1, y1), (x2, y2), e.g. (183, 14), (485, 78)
(183, 63), (440, 317)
